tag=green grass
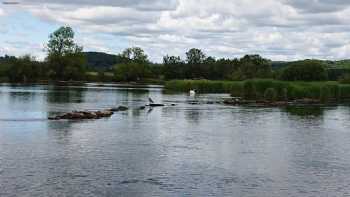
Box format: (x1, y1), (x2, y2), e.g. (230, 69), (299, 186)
(165, 79), (350, 101)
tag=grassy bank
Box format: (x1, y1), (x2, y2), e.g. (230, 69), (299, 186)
(165, 79), (350, 101)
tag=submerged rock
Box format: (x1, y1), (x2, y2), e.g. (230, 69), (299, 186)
(110, 106), (129, 112)
(147, 103), (165, 107)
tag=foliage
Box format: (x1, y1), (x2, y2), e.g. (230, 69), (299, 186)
(338, 74), (350, 84)
(86, 71), (114, 82)
(163, 50), (270, 80)
(84, 52), (122, 70)
(235, 55), (272, 80)
(6, 55), (47, 83)
(163, 55), (185, 80)
(166, 79), (350, 102)
(320, 86), (331, 103)
(186, 48), (206, 65)
(328, 69), (350, 81)
(264, 88), (277, 102)
(46, 26), (86, 80)
(113, 62), (151, 81)
(120, 47), (148, 64)
(280, 60), (328, 81)
(47, 26), (82, 56)
(243, 80), (257, 100)
(47, 51), (86, 81)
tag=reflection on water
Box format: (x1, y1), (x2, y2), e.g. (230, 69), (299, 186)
(47, 86), (86, 104)
(1, 84), (350, 197)
(284, 106), (325, 117)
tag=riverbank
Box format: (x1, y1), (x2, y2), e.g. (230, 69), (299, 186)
(165, 79), (350, 103)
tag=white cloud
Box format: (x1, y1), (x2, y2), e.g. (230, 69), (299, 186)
(0, 8), (5, 16)
(2, 0), (350, 61)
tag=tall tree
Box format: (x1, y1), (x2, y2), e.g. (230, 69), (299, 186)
(47, 26), (82, 56)
(120, 47), (148, 64)
(46, 26), (86, 80)
(185, 48), (207, 78)
(163, 55), (185, 79)
(186, 48), (206, 65)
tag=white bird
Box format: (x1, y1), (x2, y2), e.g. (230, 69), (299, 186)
(189, 89), (196, 96)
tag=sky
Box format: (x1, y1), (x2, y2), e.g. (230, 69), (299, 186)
(0, 0), (350, 62)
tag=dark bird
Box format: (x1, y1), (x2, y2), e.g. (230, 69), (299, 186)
(148, 97), (154, 104)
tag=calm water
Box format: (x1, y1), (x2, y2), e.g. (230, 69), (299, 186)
(1, 84), (350, 197)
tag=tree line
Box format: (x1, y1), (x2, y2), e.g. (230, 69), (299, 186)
(0, 26), (347, 83)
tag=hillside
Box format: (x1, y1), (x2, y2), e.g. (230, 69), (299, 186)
(83, 52), (122, 70)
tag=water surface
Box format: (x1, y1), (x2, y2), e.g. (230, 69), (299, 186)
(1, 84), (350, 196)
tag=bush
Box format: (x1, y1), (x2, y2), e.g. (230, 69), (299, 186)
(165, 79), (350, 102)
(243, 81), (257, 100)
(320, 86), (331, 103)
(282, 88), (288, 101)
(114, 63), (152, 82)
(339, 74), (350, 84)
(264, 88), (277, 102)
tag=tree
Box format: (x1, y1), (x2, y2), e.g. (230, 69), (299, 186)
(280, 60), (328, 81)
(163, 55), (185, 79)
(232, 55), (272, 80)
(47, 26), (82, 56)
(46, 26), (86, 80)
(113, 63), (151, 81)
(120, 47), (148, 64)
(186, 48), (206, 65)
(6, 55), (43, 83)
(185, 48), (207, 78)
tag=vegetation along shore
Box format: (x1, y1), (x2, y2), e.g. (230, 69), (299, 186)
(1, 26), (350, 105)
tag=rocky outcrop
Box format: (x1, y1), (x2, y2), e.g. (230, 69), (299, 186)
(49, 110), (114, 120)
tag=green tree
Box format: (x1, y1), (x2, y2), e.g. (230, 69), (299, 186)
(237, 55), (272, 79)
(186, 48), (206, 65)
(46, 26), (86, 80)
(280, 60), (328, 81)
(163, 55), (185, 79)
(6, 55), (43, 83)
(113, 63), (151, 81)
(185, 48), (207, 78)
(120, 47), (148, 64)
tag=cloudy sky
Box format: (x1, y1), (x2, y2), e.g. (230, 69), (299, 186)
(0, 0), (350, 62)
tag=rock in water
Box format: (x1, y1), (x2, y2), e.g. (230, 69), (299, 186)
(49, 110), (114, 120)
(110, 106), (129, 112)
(148, 104), (165, 107)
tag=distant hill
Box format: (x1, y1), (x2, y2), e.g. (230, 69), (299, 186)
(83, 52), (122, 70)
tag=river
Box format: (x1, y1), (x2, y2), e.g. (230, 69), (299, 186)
(1, 84), (350, 196)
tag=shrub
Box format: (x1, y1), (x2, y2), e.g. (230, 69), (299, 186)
(282, 88), (288, 101)
(243, 80), (257, 100)
(165, 79), (350, 102)
(264, 88), (277, 102)
(339, 74), (350, 84)
(320, 86), (331, 103)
